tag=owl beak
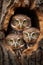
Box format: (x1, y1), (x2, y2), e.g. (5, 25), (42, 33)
(29, 36), (31, 41)
(19, 23), (23, 29)
(20, 24), (23, 29)
(14, 42), (18, 48)
(28, 34), (31, 41)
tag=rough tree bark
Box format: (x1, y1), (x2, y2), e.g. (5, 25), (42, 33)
(0, 0), (43, 65)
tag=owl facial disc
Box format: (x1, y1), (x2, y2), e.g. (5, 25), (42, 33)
(6, 34), (25, 49)
(23, 27), (40, 44)
(11, 14), (31, 31)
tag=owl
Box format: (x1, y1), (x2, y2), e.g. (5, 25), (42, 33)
(6, 33), (25, 50)
(23, 27), (40, 45)
(11, 14), (31, 31)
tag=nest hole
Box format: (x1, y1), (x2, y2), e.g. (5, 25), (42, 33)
(6, 7), (40, 36)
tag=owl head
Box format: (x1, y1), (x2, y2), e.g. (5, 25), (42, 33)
(6, 33), (25, 49)
(23, 27), (40, 44)
(11, 14), (31, 31)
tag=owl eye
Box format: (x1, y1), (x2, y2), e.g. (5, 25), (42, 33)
(23, 19), (31, 27)
(11, 19), (19, 26)
(18, 38), (21, 41)
(31, 32), (39, 39)
(17, 39), (23, 45)
(24, 32), (28, 38)
(18, 39), (22, 44)
(6, 38), (13, 46)
(9, 39), (13, 43)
